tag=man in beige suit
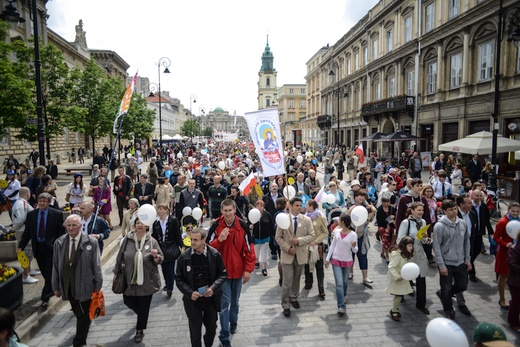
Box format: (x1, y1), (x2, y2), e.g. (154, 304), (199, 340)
(275, 197), (316, 317)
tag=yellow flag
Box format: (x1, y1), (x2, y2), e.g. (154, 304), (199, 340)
(416, 224), (430, 240)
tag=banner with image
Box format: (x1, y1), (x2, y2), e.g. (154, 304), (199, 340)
(244, 108), (285, 177)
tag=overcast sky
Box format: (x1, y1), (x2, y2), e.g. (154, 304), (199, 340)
(47, 0), (379, 117)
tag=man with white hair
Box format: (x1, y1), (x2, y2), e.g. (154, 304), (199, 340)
(305, 170), (321, 199)
(78, 201), (110, 255)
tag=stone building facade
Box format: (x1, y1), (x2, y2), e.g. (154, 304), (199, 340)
(278, 84), (307, 147)
(258, 36), (278, 109)
(312, 0), (520, 163)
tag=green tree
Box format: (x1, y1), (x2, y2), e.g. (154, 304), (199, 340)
(180, 119), (200, 137)
(202, 127), (213, 137)
(120, 93), (155, 141)
(69, 59), (123, 156)
(0, 21), (34, 136)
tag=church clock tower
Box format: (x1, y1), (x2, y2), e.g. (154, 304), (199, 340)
(257, 35), (278, 109)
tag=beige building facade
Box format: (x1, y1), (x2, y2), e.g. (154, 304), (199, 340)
(258, 36), (278, 109)
(312, 0), (520, 163)
(278, 84), (307, 147)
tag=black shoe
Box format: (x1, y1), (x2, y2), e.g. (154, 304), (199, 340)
(304, 284), (312, 290)
(279, 278), (282, 287)
(445, 312), (456, 320)
(283, 308), (291, 317)
(291, 301), (300, 309)
(255, 262), (260, 269)
(230, 323), (238, 334)
(163, 286), (167, 292)
(271, 254), (278, 260)
(469, 275), (477, 283)
(417, 306), (430, 315)
(135, 330), (144, 343)
(219, 341), (232, 347)
(458, 305), (471, 316)
(499, 300), (510, 310)
(262, 269), (267, 276)
(41, 301), (49, 309)
(167, 290), (172, 297)
(319, 292), (326, 299)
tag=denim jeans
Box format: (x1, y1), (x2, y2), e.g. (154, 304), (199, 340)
(161, 261), (175, 292)
(332, 265), (350, 309)
(219, 278), (242, 343)
(352, 236), (368, 270)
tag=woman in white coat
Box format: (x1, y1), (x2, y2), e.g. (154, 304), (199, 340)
(397, 202), (430, 315)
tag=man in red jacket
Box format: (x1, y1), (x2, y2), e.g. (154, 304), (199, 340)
(208, 199), (256, 347)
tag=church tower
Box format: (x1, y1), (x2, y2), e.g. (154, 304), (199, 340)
(257, 35), (278, 109)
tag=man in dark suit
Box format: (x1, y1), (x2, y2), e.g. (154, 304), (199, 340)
(457, 193), (479, 284)
(18, 192), (65, 307)
(134, 173), (155, 206)
(465, 154), (482, 184)
(263, 182), (283, 217)
(113, 166), (133, 225)
(46, 159), (58, 180)
(470, 189), (494, 281)
(291, 173), (311, 197)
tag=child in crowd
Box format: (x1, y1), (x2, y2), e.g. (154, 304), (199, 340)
(386, 236), (414, 321)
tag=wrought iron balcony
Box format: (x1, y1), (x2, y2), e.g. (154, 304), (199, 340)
(317, 115), (332, 130)
(361, 96), (415, 117)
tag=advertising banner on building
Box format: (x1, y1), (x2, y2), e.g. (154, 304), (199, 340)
(244, 108), (285, 177)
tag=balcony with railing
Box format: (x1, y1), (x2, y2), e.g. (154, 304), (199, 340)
(317, 115), (332, 130)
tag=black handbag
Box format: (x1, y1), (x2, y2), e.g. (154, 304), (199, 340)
(112, 237), (129, 294)
(161, 241), (181, 262)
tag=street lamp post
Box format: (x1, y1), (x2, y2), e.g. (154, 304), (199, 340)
(329, 64), (347, 147)
(1, 0), (45, 165)
(154, 57), (171, 152)
(189, 94), (197, 142)
(488, 0), (520, 196)
(199, 105), (205, 140)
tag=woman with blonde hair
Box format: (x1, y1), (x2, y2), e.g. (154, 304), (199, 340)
(481, 161), (492, 183)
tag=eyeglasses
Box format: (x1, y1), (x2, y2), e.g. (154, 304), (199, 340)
(328, 184), (336, 187)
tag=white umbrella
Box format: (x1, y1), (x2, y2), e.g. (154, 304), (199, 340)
(438, 131), (520, 155)
(516, 151), (520, 160)
(172, 134), (184, 140)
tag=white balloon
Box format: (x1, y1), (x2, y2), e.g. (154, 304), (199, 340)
(296, 155), (303, 163)
(177, 152), (183, 159)
(292, 147), (296, 151)
(325, 193), (336, 204)
(426, 318), (469, 347)
(276, 213), (290, 229)
(127, 153), (132, 159)
(400, 262), (420, 281)
(306, 151), (312, 157)
(192, 207), (203, 220)
(506, 220), (520, 239)
(351, 205), (368, 226)
(248, 208), (261, 224)
(200, 149), (206, 154)
(218, 161), (226, 170)
(284, 151), (288, 156)
(137, 205), (157, 227)
(283, 185), (296, 199)
(188, 156), (193, 163)
(182, 206), (193, 217)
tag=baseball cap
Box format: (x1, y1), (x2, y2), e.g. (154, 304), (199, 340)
(6, 170), (15, 175)
(74, 172), (83, 178)
(473, 322), (513, 347)
(351, 180), (360, 187)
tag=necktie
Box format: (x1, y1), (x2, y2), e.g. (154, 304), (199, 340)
(442, 183), (445, 196)
(38, 211), (45, 240)
(293, 217), (298, 235)
(70, 238), (76, 266)
(142, 184), (145, 196)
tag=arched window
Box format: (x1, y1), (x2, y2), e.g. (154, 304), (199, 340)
(266, 77), (271, 86)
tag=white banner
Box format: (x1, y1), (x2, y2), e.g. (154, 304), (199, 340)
(244, 108), (285, 177)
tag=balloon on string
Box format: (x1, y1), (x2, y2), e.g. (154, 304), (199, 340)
(340, 180), (348, 189)
(165, 170), (173, 178)
(325, 193), (336, 204)
(177, 152), (183, 159)
(182, 206), (193, 217)
(192, 207), (203, 220)
(426, 318), (469, 347)
(127, 153), (132, 159)
(201, 149), (206, 155)
(305, 151), (312, 157)
(218, 161), (226, 170)
(248, 208), (261, 224)
(506, 220), (520, 239)
(137, 204), (157, 227)
(350, 205), (368, 226)
(188, 156), (193, 163)
(276, 213), (291, 229)
(296, 155), (303, 163)
(283, 185), (296, 199)
(284, 151), (288, 156)
(400, 262), (420, 280)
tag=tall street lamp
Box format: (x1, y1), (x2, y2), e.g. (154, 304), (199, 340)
(189, 94), (197, 142)
(154, 57), (170, 152)
(199, 105), (205, 140)
(329, 64), (347, 147)
(1, 0), (45, 165)
(488, 0), (520, 196)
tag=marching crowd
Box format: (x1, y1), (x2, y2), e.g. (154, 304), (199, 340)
(0, 142), (519, 347)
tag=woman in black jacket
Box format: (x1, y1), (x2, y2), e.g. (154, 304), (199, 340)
(152, 203), (183, 297)
(250, 200), (275, 276)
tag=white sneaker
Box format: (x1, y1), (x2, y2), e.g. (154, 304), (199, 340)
(29, 270), (41, 276)
(23, 276), (39, 284)
(363, 278), (373, 284)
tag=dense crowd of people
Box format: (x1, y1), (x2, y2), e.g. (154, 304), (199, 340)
(0, 142), (519, 346)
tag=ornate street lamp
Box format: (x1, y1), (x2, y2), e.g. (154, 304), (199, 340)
(1, 0), (45, 165)
(189, 94), (197, 142)
(153, 57), (170, 152)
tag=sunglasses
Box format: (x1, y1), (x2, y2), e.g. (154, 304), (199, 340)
(329, 184), (336, 187)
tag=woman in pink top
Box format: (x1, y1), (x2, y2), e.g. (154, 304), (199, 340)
(325, 214), (358, 316)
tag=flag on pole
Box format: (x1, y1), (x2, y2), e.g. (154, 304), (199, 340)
(356, 143), (365, 164)
(244, 108), (285, 177)
(113, 72), (138, 134)
(238, 172), (256, 196)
